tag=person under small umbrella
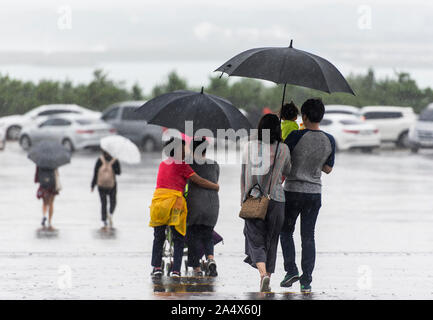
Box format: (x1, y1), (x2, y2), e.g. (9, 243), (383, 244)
(34, 166), (61, 230)
(91, 150), (121, 230)
(28, 140), (71, 230)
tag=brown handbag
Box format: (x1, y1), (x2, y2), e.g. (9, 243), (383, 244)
(239, 142), (279, 220)
(239, 183), (270, 220)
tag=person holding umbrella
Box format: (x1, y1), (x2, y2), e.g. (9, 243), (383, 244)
(241, 114), (291, 292)
(35, 166), (61, 230)
(279, 99), (336, 293)
(91, 150), (121, 230)
(149, 137), (220, 278)
(28, 141), (71, 231)
(92, 135), (141, 230)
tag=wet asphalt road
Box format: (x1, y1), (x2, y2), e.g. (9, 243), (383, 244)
(1, 142), (433, 299)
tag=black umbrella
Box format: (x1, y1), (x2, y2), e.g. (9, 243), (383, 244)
(135, 88), (251, 137)
(28, 140), (71, 169)
(215, 39), (355, 109)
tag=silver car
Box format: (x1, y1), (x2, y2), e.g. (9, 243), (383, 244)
(19, 115), (116, 152)
(0, 122), (6, 150)
(101, 101), (163, 152)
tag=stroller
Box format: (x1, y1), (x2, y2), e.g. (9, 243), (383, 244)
(161, 228), (223, 276)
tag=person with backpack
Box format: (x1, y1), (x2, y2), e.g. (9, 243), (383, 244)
(35, 166), (61, 230)
(91, 150), (121, 230)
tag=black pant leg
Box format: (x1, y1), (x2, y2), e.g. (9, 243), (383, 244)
(151, 225), (167, 268)
(171, 226), (185, 273)
(280, 191), (303, 273)
(201, 225), (215, 258)
(299, 194), (322, 286)
(109, 185), (117, 214)
(98, 188), (108, 222)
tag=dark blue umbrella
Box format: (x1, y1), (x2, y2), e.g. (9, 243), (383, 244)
(215, 39), (355, 107)
(28, 140), (71, 169)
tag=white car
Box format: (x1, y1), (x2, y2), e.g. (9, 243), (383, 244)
(325, 104), (360, 116)
(0, 122), (6, 150)
(19, 115), (116, 152)
(408, 107), (433, 153)
(320, 114), (380, 151)
(0, 104), (101, 140)
(359, 106), (416, 148)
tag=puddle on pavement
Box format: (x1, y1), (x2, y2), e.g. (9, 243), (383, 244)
(35, 228), (59, 239)
(93, 228), (117, 239)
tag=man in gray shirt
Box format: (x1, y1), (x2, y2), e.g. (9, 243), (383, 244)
(279, 99), (335, 293)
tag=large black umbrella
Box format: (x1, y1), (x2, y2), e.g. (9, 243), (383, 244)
(28, 140), (71, 169)
(135, 88), (251, 137)
(215, 40), (355, 108)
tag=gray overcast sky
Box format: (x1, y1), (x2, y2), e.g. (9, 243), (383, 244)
(0, 0), (432, 89)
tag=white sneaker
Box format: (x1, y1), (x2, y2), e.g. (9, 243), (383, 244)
(108, 214), (113, 228)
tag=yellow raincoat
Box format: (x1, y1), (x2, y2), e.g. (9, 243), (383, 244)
(149, 188), (188, 236)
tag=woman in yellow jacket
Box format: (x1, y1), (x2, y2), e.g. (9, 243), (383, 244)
(150, 137), (219, 278)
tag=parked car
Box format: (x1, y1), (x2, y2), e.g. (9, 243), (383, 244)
(359, 106), (416, 148)
(0, 122), (6, 150)
(0, 104), (101, 140)
(408, 107), (433, 153)
(101, 101), (163, 152)
(19, 115), (116, 152)
(325, 104), (360, 116)
(320, 114), (380, 151)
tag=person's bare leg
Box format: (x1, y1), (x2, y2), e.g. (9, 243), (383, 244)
(256, 262), (267, 278)
(207, 255), (215, 260)
(41, 198), (48, 228)
(257, 262), (271, 292)
(48, 195), (55, 229)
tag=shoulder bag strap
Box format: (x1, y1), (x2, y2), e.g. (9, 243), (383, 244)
(266, 142), (280, 196)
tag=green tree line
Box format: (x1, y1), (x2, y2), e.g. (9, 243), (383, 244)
(0, 68), (432, 117)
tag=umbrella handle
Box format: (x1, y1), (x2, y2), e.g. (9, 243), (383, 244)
(280, 83), (287, 123)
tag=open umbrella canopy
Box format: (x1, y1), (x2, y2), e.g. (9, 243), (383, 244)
(28, 140), (71, 169)
(215, 40), (354, 95)
(135, 88), (251, 138)
(100, 135), (141, 164)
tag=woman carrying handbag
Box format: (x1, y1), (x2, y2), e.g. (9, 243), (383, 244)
(240, 114), (291, 292)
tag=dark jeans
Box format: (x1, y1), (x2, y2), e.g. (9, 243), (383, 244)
(151, 225), (185, 273)
(186, 225), (214, 268)
(280, 191), (321, 286)
(98, 185), (117, 222)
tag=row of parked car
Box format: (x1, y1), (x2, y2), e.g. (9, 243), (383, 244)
(0, 102), (432, 153)
(0, 102), (163, 152)
(321, 105), (417, 151)
(322, 104), (433, 152)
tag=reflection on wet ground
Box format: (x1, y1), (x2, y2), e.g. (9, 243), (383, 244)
(2, 142), (433, 299)
(93, 228), (117, 239)
(36, 228), (59, 239)
(152, 276), (216, 294)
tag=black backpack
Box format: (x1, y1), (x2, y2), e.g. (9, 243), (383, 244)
(38, 168), (56, 190)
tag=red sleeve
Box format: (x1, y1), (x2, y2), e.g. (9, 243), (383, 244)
(181, 163), (195, 179)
